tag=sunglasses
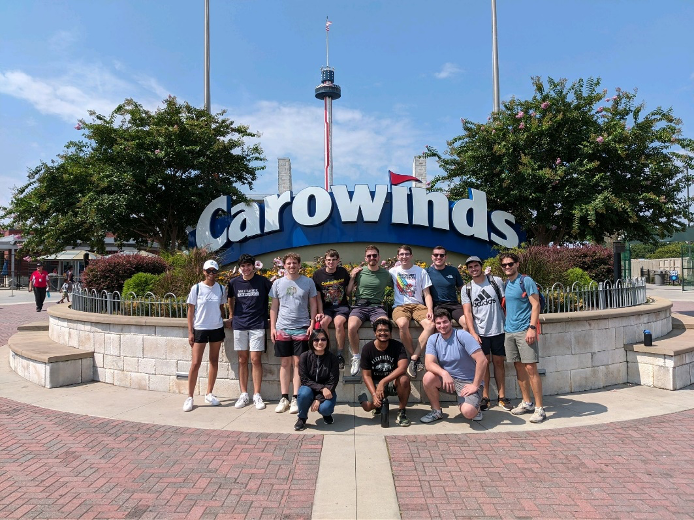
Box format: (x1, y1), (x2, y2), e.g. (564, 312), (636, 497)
(432, 253), (446, 258)
(366, 254), (379, 258)
(313, 337), (328, 342)
(501, 262), (516, 268)
(205, 269), (219, 274)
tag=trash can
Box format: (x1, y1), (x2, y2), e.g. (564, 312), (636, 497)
(654, 272), (665, 285)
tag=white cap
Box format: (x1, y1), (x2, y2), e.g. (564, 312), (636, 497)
(203, 259), (219, 271)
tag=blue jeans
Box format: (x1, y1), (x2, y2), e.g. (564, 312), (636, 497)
(297, 385), (337, 419)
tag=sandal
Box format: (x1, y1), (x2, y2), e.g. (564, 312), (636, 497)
(480, 397), (490, 411)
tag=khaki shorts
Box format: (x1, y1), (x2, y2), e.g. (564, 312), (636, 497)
(392, 303), (429, 323)
(504, 330), (539, 363)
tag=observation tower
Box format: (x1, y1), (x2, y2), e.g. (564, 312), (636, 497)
(314, 18), (341, 191)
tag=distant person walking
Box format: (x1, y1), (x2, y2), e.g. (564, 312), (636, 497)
(28, 262), (49, 312)
(183, 259), (228, 412)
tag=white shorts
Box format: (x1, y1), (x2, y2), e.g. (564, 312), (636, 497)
(233, 329), (266, 352)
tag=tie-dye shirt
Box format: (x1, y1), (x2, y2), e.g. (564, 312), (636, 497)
(389, 265), (432, 308)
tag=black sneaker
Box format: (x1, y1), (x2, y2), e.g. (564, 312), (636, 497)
(498, 397), (513, 411)
(294, 418), (306, 431)
(407, 359), (418, 378)
(395, 409), (411, 427)
(358, 392), (369, 404)
(337, 353), (345, 370)
(480, 397), (490, 411)
(323, 415), (334, 425)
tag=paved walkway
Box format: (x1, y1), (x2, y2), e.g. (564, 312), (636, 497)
(2, 288), (694, 518)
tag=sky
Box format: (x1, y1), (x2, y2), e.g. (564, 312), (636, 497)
(2, 0), (694, 215)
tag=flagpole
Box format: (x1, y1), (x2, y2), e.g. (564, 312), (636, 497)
(491, 0), (500, 113)
(204, 0), (211, 113)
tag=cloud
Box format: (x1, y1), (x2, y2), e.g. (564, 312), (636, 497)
(0, 65), (170, 123)
(434, 62), (463, 80)
(227, 100), (435, 194)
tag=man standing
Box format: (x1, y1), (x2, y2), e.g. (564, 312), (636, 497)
(28, 262), (48, 312)
(313, 249), (351, 370)
(357, 317), (412, 427)
(420, 309), (488, 423)
(346, 246), (393, 376)
(461, 256), (512, 411)
(390, 245), (436, 378)
(270, 253), (318, 414)
(500, 252), (545, 423)
(426, 246), (466, 329)
(228, 254), (273, 410)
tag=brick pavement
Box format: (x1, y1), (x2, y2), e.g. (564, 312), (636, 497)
(0, 301), (52, 347)
(388, 410), (694, 519)
(0, 397), (321, 519)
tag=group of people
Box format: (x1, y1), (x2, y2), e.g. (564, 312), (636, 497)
(183, 245), (546, 428)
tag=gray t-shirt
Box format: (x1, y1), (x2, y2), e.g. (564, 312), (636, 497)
(425, 329), (482, 382)
(270, 275), (317, 330)
(461, 276), (505, 337)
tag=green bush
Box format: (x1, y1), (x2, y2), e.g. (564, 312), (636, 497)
(647, 242), (685, 259)
(122, 272), (162, 296)
(82, 253), (169, 293)
(629, 242), (657, 259)
(152, 248), (220, 297)
(564, 267), (593, 288)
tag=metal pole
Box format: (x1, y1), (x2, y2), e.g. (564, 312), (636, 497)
(491, 0), (500, 113)
(204, 0), (211, 113)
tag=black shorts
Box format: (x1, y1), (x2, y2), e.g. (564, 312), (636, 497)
(480, 333), (506, 357)
(324, 305), (350, 320)
(193, 327), (225, 344)
(274, 329), (310, 358)
(434, 302), (464, 324)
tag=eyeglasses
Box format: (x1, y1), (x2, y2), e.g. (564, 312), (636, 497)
(366, 254), (379, 258)
(398, 252), (411, 257)
(205, 269), (219, 274)
(432, 253), (446, 258)
(375, 329), (390, 335)
(313, 338), (328, 342)
(501, 262), (515, 268)
(325, 257), (338, 261)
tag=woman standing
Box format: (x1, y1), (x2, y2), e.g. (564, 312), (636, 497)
(184, 259), (228, 412)
(294, 329), (340, 430)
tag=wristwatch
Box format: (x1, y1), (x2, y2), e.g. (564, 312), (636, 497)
(528, 325), (537, 330)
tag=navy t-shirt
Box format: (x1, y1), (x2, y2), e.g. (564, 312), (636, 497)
(228, 274), (273, 330)
(426, 265), (464, 304)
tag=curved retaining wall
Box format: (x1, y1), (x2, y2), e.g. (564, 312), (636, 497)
(46, 297), (672, 402)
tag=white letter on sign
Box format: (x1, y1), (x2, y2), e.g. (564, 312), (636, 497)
(227, 203), (261, 243)
(196, 195), (229, 251)
(450, 188), (488, 241)
(332, 184), (387, 222)
(292, 187), (333, 226)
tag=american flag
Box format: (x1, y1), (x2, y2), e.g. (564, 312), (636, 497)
(326, 19), (332, 32)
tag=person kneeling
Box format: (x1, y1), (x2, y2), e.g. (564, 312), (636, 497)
(294, 329), (339, 431)
(357, 318), (411, 427)
(420, 308), (488, 424)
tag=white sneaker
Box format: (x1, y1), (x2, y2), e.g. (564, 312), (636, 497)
(253, 393), (266, 410)
(289, 397), (299, 414)
(350, 356), (361, 376)
(205, 393), (220, 406)
(234, 393), (250, 409)
(275, 397), (290, 413)
(472, 410), (483, 421)
(183, 397), (193, 412)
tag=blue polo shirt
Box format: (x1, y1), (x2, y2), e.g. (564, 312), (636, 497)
(504, 275), (538, 333)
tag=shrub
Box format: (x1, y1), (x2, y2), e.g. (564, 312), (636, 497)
(630, 242), (657, 259)
(647, 242), (685, 259)
(122, 272), (162, 296)
(564, 267), (593, 288)
(562, 245), (613, 282)
(152, 248), (220, 297)
(82, 254), (169, 293)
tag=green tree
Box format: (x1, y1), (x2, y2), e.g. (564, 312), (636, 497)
(428, 77), (693, 245)
(2, 96), (265, 255)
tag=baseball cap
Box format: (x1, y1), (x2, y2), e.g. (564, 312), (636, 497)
(203, 259), (219, 271)
(465, 256), (482, 265)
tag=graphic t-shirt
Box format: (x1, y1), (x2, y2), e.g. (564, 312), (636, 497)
(504, 275), (539, 333)
(354, 268), (392, 305)
(228, 274), (273, 330)
(425, 329), (482, 382)
(360, 339), (408, 382)
(270, 275), (317, 330)
(461, 276), (505, 337)
(186, 282), (227, 330)
(313, 266), (350, 309)
(427, 265), (464, 304)
(390, 265), (432, 307)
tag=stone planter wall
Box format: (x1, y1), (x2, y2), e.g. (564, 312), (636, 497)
(47, 297), (672, 402)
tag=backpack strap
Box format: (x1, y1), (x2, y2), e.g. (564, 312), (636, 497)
(487, 274), (503, 303)
(519, 274), (528, 298)
(465, 282), (472, 303)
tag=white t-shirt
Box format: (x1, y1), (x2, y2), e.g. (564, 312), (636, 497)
(461, 276), (505, 337)
(390, 264), (432, 307)
(187, 282), (226, 330)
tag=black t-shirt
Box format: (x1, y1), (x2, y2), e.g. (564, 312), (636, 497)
(313, 266), (350, 309)
(228, 274), (273, 330)
(360, 339), (407, 381)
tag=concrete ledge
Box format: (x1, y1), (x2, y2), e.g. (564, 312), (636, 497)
(49, 304), (187, 327)
(625, 329), (694, 356)
(16, 322), (49, 332)
(9, 331), (93, 363)
(539, 296), (672, 324)
(624, 328), (694, 390)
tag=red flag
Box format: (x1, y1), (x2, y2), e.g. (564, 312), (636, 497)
(389, 170), (421, 185)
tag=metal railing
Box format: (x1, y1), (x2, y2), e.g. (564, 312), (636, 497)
(540, 278), (647, 313)
(71, 289), (188, 318)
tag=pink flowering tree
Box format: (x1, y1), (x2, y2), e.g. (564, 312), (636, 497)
(427, 77), (693, 245)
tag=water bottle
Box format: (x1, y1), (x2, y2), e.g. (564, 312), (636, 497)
(643, 330), (652, 347)
(380, 397), (390, 428)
